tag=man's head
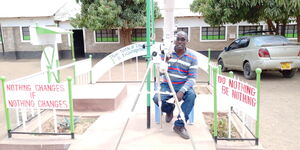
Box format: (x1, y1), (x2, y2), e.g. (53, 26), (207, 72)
(174, 31), (188, 53)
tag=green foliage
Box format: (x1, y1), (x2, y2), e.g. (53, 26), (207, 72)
(58, 116), (80, 129)
(210, 118), (228, 137)
(190, 0), (299, 26)
(191, 0), (300, 37)
(190, 0), (264, 26)
(71, 0), (161, 30)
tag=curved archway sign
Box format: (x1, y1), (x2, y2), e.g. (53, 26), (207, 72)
(91, 42), (209, 83)
(92, 42), (147, 83)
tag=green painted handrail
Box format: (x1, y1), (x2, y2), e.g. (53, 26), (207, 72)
(47, 66), (52, 83)
(213, 67), (218, 141)
(56, 60), (61, 83)
(0, 76), (12, 138)
(72, 58), (76, 84)
(228, 71), (234, 78)
(67, 77), (75, 139)
(255, 68), (262, 145)
(146, 0), (152, 129)
(218, 65), (222, 74)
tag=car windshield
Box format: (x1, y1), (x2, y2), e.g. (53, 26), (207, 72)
(253, 36), (289, 46)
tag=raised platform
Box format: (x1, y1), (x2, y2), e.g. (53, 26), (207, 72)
(72, 83), (127, 112)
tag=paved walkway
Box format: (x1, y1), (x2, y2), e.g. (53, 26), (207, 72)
(68, 84), (216, 150)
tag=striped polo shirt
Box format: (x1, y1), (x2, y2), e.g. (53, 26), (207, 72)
(162, 49), (198, 93)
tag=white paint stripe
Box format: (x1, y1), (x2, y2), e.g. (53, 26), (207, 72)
(190, 65), (198, 69)
(169, 73), (187, 79)
(177, 59), (190, 66)
(169, 59), (190, 66)
(168, 59), (177, 62)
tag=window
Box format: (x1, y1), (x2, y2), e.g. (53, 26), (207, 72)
(95, 29), (119, 42)
(21, 26), (30, 41)
(239, 38), (250, 48)
(253, 36), (289, 47)
(131, 28), (146, 42)
(227, 38), (249, 51)
(201, 26), (225, 40)
(238, 25), (263, 37)
(279, 24), (297, 38)
(228, 39), (240, 51)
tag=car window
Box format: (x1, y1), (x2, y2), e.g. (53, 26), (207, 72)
(239, 38), (250, 48)
(228, 39), (241, 51)
(253, 36), (289, 46)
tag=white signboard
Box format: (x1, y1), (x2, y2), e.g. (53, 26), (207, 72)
(217, 75), (257, 119)
(92, 42), (148, 83)
(5, 83), (69, 109)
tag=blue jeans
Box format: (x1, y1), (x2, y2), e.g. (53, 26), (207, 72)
(153, 83), (196, 127)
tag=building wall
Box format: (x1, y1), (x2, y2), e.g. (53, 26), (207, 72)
(155, 28), (163, 42)
(187, 26), (237, 52)
(0, 16), (297, 59)
(58, 34), (70, 50)
(0, 26), (71, 59)
(2, 27), (16, 52)
(13, 27), (42, 52)
(84, 29), (124, 54)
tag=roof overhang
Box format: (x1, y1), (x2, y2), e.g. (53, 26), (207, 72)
(36, 26), (72, 34)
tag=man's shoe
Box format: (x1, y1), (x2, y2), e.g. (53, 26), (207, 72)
(165, 112), (173, 123)
(173, 126), (190, 139)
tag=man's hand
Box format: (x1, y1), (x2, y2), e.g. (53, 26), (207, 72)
(176, 91), (184, 102)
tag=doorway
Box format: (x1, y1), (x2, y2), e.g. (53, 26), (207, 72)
(73, 29), (85, 58)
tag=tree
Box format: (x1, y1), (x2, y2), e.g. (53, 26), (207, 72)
(276, 0), (300, 42)
(190, 0), (300, 41)
(71, 0), (161, 46)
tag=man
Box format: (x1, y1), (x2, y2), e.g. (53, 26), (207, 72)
(153, 31), (198, 139)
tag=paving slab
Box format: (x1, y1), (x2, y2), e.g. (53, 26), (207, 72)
(68, 84), (216, 150)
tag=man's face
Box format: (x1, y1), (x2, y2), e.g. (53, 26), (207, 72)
(174, 34), (187, 52)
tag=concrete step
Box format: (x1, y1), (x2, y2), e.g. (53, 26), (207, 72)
(0, 135), (75, 150)
(217, 141), (264, 150)
(73, 83), (127, 112)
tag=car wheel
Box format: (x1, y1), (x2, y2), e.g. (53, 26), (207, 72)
(218, 58), (228, 72)
(243, 62), (256, 80)
(281, 69), (297, 78)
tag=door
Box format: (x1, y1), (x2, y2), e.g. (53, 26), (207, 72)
(73, 30), (85, 58)
(222, 39), (241, 69)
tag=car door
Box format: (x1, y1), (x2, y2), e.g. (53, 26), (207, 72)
(221, 39), (241, 69)
(230, 38), (250, 70)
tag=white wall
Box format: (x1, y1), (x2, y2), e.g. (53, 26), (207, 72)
(0, 17), (55, 27)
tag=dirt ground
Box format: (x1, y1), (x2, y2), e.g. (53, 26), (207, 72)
(0, 58), (300, 150)
(223, 70), (300, 150)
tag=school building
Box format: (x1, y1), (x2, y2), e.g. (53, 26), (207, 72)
(0, 0), (297, 59)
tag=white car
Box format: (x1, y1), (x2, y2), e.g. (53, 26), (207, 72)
(218, 35), (300, 79)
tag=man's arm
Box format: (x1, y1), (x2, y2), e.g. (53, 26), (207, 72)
(178, 57), (198, 100)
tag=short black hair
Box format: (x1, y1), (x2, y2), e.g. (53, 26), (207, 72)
(175, 31), (188, 41)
